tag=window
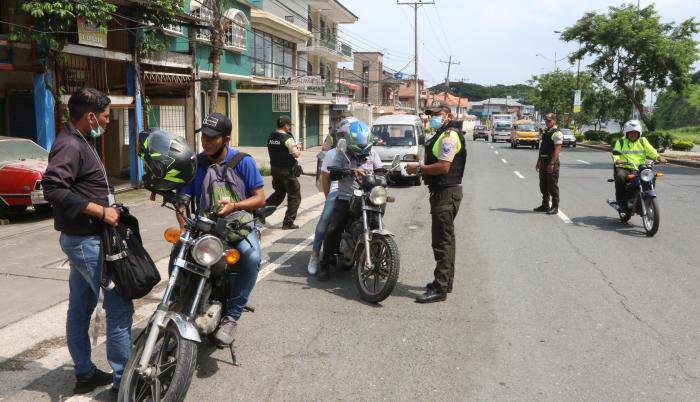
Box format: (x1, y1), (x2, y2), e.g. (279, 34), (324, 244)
(191, 0), (213, 41)
(163, 23), (184, 36)
(272, 93), (291, 113)
(251, 29), (295, 78)
(224, 9), (248, 50)
(285, 16), (294, 23)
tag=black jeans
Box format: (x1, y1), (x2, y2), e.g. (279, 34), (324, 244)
(428, 186), (463, 293)
(614, 167), (630, 206)
(266, 166), (301, 226)
(538, 158), (560, 208)
(320, 199), (351, 270)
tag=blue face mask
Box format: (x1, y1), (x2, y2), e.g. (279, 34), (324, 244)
(88, 114), (106, 138)
(429, 116), (443, 129)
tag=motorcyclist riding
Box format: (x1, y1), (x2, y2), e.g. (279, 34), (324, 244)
(317, 118), (384, 281)
(611, 120), (667, 211)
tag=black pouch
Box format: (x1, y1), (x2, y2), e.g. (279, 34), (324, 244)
(101, 207), (160, 300)
(292, 162), (303, 177)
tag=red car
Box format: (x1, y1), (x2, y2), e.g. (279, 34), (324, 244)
(0, 136), (50, 216)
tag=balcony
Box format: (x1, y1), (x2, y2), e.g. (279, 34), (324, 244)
(299, 33), (352, 63)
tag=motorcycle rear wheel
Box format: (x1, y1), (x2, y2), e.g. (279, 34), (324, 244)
(354, 234), (400, 303)
(118, 322), (197, 402)
(642, 198), (660, 237)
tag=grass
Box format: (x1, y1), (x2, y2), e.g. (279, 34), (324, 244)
(662, 126), (700, 145)
(258, 165), (272, 176)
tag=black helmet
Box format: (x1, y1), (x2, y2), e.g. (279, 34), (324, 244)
(138, 129), (196, 191)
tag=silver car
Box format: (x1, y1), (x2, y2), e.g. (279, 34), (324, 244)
(371, 114), (425, 186)
(560, 129), (577, 147)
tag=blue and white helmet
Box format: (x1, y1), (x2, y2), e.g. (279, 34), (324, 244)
(336, 118), (373, 158)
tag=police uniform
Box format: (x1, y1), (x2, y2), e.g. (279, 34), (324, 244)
(537, 127), (563, 211)
(422, 123), (467, 295)
(266, 126), (301, 228)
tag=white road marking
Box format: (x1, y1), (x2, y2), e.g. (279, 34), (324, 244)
(257, 235), (314, 281)
(557, 209), (573, 224)
(494, 151), (499, 155)
(514, 171), (525, 179)
(577, 160), (591, 165)
(489, 145), (494, 149)
(501, 158), (508, 164)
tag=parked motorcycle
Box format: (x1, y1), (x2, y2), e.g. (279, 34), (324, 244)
(118, 190), (274, 402)
(328, 140), (401, 303)
(606, 149), (665, 237)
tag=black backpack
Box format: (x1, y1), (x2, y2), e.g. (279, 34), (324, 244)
(101, 206), (160, 300)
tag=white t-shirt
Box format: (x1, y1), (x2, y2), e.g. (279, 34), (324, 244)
(321, 148), (340, 192)
(326, 148), (384, 200)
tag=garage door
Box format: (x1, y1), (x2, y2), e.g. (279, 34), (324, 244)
(305, 105), (320, 147)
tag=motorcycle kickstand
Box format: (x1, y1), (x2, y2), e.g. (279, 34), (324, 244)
(229, 342), (240, 367)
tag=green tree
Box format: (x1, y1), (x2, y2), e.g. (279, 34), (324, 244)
(561, 3), (699, 131)
(528, 70), (596, 121)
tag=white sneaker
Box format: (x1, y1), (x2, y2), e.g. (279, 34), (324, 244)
(307, 255), (319, 275)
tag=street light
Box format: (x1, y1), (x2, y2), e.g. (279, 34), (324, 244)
(535, 52), (568, 71)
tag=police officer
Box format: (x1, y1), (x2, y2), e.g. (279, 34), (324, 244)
(534, 113), (563, 215)
(406, 102), (466, 303)
(266, 115), (301, 229)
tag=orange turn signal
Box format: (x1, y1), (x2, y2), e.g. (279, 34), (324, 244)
(655, 172), (664, 177)
(164, 227), (181, 244)
(626, 174), (636, 180)
(225, 249), (241, 264)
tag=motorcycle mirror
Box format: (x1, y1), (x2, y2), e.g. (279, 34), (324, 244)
(337, 138), (347, 154)
(657, 147), (666, 154)
(391, 154), (401, 170)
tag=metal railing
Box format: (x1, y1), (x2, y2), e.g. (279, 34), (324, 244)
(306, 33), (352, 59)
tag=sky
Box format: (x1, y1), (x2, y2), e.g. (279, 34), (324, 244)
(338, 0), (700, 88)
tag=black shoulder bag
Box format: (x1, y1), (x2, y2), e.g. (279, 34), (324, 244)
(101, 206), (160, 300)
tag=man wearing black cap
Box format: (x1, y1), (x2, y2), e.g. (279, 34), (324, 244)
(179, 112), (266, 345)
(266, 115), (301, 229)
(406, 102), (466, 303)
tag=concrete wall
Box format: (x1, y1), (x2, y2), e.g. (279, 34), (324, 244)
(262, 0), (307, 31)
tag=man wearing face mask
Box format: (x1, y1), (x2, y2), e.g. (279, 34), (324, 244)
(43, 88), (133, 395)
(406, 102), (466, 303)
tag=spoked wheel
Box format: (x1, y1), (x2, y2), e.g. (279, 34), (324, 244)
(118, 323), (197, 402)
(354, 234), (400, 303)
(642, 198), (660, 237)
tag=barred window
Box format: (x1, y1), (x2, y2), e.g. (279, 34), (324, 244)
(191, 0), (213, 41)
(272, 93), (291, 113)
(224, 9), (248, 51)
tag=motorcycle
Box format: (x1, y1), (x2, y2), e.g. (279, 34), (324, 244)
(606, 149), (665, 237)
(118, 190), (275, 402)
(328, 140), (401, 303)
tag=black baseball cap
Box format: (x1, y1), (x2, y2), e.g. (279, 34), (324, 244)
(425, 101), (451, 116)
(277, 115), (292, 128)
(196, 112), (232, 137)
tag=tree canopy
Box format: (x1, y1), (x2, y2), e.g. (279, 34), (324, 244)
(561, 3), (699, 131)
(428, 82), (533, 103)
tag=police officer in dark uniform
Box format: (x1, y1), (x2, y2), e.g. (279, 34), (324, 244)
(534, 113), (563, 215)
(407, 102), (467, 303)
(266, 115), (301, 229)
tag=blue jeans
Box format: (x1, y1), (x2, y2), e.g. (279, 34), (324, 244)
(313, 190), (338, 252)
(227, 230), (260, 320)
(59, 233), (134, 386)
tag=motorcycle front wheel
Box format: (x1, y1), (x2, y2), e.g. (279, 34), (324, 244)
(354, 234), (400, 303)
(642, 197), (660, 237)
(118, 323), (197, 402)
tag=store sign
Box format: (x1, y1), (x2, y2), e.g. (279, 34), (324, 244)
(573, 90), (582, 113)
(279, 75), (325, 90)
(77, 18), (107, 48)
(334, 95), (349, 106)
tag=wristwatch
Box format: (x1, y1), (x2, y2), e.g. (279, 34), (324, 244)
(416, 165), (423, 176)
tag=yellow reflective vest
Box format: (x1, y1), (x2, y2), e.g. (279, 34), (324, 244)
(612, 136), (658, 169)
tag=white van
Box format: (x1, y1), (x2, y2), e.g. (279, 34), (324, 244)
(370, 114), (425, 185)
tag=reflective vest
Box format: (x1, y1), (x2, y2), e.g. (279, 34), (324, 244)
(539, 127), (562, 157)
(267, 130), (296, 168)
(423, 127), (466, 188)
(612, 136), (658, 169)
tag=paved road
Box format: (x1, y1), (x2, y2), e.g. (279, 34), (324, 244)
(2, 139), (700, 400)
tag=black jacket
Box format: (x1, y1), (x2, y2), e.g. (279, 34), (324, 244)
(267, 130), (296, 168)
(43, 123), (112, 235)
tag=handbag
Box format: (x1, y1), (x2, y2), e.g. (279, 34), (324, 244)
(101, 206), (160, 300)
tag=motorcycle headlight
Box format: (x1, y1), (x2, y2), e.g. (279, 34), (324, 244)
(369, 186), (388, 205)
(192, 235), (224, 266)
(640, 169), (654, 182)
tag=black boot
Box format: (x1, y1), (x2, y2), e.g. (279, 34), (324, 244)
(546, 204), (559, 215)
(317, 263), (329, 281)
(533, 203), (549, 212)
(416, 287), (447, 303)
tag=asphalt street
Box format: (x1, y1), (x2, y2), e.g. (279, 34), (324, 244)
(2, 139), (700, 401)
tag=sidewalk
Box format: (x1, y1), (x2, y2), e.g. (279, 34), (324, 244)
(236, 145), (323, 175)
(578, 142), (700, 169)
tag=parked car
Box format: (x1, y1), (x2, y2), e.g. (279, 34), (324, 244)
(473, 125), (490, 141)
(510, 120), (540, 149)
(370, 114), (425, 186)
(561, 129), (577, 147)
(0, 137), (50, 217)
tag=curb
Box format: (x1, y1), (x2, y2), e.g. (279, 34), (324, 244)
(578, 143), (700, 169)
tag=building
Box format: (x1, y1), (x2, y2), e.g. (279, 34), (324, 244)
(468, 97), (535, 120)
(235, 0), (357, 148)
(427, 92), (469, 118)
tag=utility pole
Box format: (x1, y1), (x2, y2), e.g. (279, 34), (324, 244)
(631, 0), (641, 119)
(397, 0), (434, 114)
(440, 56), (460, 103)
